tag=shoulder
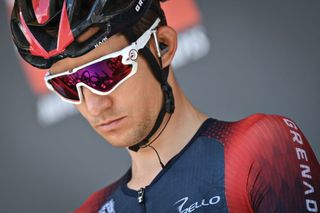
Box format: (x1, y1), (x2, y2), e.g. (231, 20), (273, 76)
(212, 113), (303, 148)
(231, 113), (294, 137)
(202, 113), (297, 148)
(221, 113), (320, 212)
(235, 113), (318, 159)
(219, 113), (318, 169)
(74, 178), (123, 213)
(238, 113), (301, 137)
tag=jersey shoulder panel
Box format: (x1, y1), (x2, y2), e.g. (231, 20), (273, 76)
(213, 113), (320, 213)
(74, 177), (123, 213)
(199, 113), (267, 144)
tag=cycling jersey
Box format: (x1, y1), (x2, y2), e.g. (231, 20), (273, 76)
(75, 114), (320, 213)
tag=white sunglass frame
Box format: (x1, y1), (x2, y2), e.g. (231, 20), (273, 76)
(45, 18), (161, 104)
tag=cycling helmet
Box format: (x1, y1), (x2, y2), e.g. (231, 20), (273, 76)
(10, 0), (155, 69)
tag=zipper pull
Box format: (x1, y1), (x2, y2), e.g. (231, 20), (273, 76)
(137, 187), (145, 204)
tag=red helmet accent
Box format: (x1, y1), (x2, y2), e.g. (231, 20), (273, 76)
(19, 0), (74, 59)
(32, 0), (50, 24)
(11, 0), (156, 68)
(56, 0), (74, 55)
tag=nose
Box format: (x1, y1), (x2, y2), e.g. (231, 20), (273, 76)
(81, 87), (113, 116)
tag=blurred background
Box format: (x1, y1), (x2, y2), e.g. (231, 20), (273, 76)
(1, 0), (319, 212)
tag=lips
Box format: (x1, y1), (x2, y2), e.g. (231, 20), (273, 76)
(95, 116), (126, 132)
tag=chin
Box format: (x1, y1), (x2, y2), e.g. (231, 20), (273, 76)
(100, 132), (138, 148)
(104, 138), (138, 148)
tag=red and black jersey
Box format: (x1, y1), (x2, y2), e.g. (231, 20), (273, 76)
(75, 114), (320, 213)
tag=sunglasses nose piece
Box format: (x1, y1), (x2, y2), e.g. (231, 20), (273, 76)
(76, 85), (84, 104)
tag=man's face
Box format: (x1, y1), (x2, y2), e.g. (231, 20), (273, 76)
(50, 34), (163, 147)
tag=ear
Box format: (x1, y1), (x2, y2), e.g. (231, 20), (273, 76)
(152, 25), (177, 68)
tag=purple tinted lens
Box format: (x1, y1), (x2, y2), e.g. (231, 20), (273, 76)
(49, 75), (79, 101)
(49, 55), (132, 101)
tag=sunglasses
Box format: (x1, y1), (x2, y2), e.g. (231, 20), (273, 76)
(45, 18), (161, 104)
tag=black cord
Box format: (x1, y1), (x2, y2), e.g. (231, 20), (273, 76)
(141, 113), (172, 169)
(139, 36), (172, 169)
(148, 145), (165, 169)
(141, 113), (172, 148)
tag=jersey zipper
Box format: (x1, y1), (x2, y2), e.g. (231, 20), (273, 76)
(138, 187), (147, 212)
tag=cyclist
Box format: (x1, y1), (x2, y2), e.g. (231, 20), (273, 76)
(10, 0), (319, 212)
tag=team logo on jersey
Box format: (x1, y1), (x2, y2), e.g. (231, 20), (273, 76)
(174, 195), (221, 213)
(99, 199), (116, 213)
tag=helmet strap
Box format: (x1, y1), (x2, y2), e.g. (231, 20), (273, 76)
(124, 29), (175, 152)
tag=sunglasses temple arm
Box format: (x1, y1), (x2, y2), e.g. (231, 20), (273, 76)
(135, 18), (161, 49)
(152, 30), (162, 58)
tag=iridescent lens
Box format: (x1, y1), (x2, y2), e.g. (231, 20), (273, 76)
(48, 55), (132, 101)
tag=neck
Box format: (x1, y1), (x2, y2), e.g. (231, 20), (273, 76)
(127, 77), (208, 189)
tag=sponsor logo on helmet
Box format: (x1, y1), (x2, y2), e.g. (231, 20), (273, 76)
(135, 0), (145, 12)
(94, 36), (108, 48)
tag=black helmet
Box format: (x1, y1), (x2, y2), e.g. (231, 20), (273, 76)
(10, 0), (155, 69)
